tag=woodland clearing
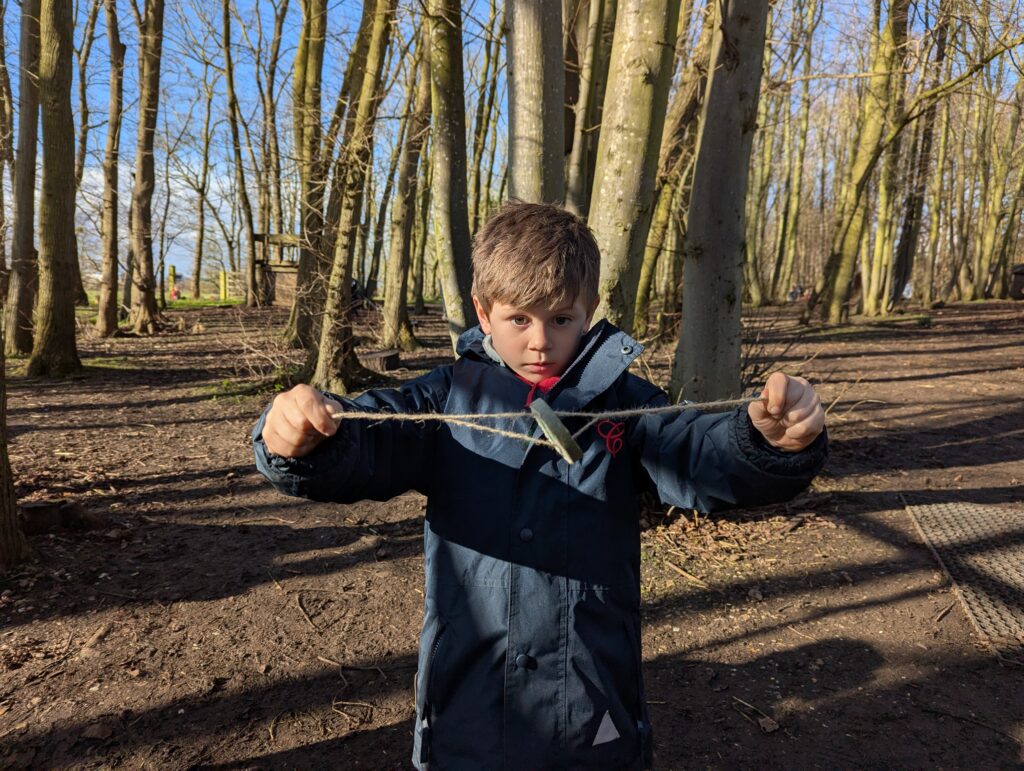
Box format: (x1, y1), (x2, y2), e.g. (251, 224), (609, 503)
(1, 301), (1022, 768)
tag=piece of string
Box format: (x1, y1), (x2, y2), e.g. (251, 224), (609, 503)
(326, 395), (760, 451)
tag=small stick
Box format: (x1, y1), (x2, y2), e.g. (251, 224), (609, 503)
(932, 602), (956, 624)
(343, 664), (388, 680)
(787, 624), (818, 642)
(295, 594), (320, 634)
(665, 561), (709, 588)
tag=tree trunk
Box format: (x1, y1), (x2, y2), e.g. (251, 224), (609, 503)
(189, 66), (215, 299)
(468, 0), (499, 232)
(222, 0), (261, 307)
(889, 9), (949, 309)
(589, 0), (680, 329)
(429, 0), (475, 347)
(564, 0), (604, 216)
(28, 0), (81, 377)
(129, 0), (165, 334)
(771, 0), (817, 302)
(0, 317), (27, 573)
(808, 0), (909, 324)
(96, 0), (125, 337)
(311, 0), (396, 392)
(284, 0), (328, 348)
(507, 0), (565, 203)
(669, 0), (770, 401)
(367, 101), (408, 299)
(382, 35), (431, 351)
(411, 135), (431, 313)
(0, 1), (12, 298)
(632, 11), (714, 335)
(4, 0), (41, 355)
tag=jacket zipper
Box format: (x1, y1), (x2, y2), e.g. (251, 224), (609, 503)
(420, 623), (447, 765)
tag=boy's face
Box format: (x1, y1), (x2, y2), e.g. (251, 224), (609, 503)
(473, 295), (596, 384)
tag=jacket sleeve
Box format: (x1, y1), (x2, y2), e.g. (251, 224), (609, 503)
(252, 365), (453, 503)
(630, 394), (827, 513)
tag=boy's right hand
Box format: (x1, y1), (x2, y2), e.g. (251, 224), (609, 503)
(261, 384), (343, 458)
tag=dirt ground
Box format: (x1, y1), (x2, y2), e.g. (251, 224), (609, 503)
(1, 300), (1022, 769)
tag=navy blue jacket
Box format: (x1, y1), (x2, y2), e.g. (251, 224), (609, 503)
(253, 321), (827, 769)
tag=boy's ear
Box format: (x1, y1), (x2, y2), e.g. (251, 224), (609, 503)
(585, 298), (599, 327)
(472, 296), (492, 334)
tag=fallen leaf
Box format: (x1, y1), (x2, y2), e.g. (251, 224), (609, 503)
(758, 716), (780, 734)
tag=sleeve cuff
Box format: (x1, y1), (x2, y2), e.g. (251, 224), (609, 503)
(733, 407), (828, 477)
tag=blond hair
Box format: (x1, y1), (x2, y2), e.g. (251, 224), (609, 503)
(471, 201), (600, 313)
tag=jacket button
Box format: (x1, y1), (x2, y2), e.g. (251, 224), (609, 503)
(515, 653), (536, 670)
(519, 527), (533, 542)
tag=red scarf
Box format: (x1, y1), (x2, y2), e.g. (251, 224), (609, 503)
(514, 373), (560, 407)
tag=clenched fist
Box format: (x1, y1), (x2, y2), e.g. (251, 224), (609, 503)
(747, 372), (824, 453)
(261, 384), (343, 458)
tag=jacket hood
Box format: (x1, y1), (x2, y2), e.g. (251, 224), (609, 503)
(455, 319), (645, 410)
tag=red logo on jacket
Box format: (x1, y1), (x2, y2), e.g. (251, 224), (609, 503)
(597, 420), (625, 457)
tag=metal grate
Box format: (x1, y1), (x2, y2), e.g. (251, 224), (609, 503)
(907, 502), (1024, 667)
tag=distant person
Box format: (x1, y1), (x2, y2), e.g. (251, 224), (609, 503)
(253, 202), (827, 769)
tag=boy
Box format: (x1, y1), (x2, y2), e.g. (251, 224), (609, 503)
(253, 202), (827, 769)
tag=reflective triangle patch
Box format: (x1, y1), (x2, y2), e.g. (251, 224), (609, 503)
(592, 710), (620, 746)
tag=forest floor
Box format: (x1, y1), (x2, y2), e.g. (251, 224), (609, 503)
(1, 300), (1022, 769)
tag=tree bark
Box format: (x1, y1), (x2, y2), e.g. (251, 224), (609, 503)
(889, 9), (948, 309)
(429, 0), (475, 347)
(0, 317), (27, 573)
(128, 0), (165, 334)
(632, 10), (714, 335)
(507, 0), (565, 203)
(188, 65), (215, 299)
(589, 0), (680, 329)
(468, 0), (499, 232)
(564, 0), (603, 216)
(311, 0), (396, 391)
(0, 1), (13, 298)
(284, 0), (328, 348)
(382, 36), (430, 351)
(222, 0), (261, 307)
(29, 0), (81, 377)
(4, 0), (41, 355)
(96, 0), (125, 336)
(669, 0), (770, 401)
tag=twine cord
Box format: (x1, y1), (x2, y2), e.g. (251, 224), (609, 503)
(326, 396), (759, 451)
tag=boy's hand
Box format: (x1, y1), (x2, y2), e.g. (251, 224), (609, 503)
(747, 372), (824, 453)
(262, 384), (343, 458)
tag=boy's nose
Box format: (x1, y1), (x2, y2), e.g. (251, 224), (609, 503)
(529, 326), (552, 351)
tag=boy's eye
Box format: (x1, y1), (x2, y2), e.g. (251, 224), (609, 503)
(553, 316), (572, 326)
(511, 316), (529, 326)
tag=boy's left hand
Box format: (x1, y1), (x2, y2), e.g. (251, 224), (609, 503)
(748, 372), (824, 452)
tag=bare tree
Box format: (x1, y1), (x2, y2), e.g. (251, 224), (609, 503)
(284, 0), (327, 348)
(507, 0), (564, 203)
(0, 318), (27, 573)
(29, 0), (81, 376)
(0, 1), (17, 295)
(382, 31), (431, 350)
(429, 0), (474, 346)
(96, 0), (126, 336)
(4, 0), (41, 355)
(311, 0), (396, 391)
(128, 0), (166, 334)
(669, 0), (770, 401)
(589, 0), (680, 329)
(221, 0), (260, 306)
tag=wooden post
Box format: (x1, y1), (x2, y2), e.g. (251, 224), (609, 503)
(219, 269), (228, 301)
